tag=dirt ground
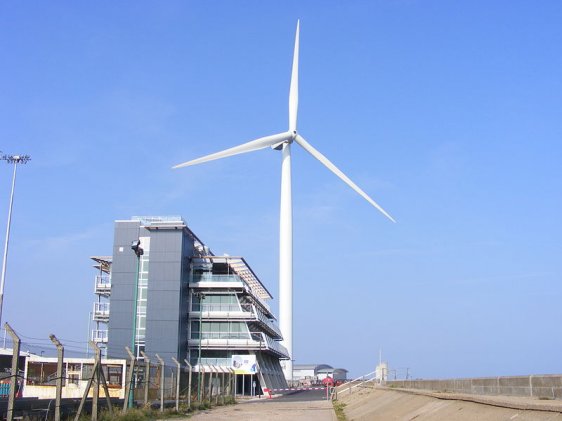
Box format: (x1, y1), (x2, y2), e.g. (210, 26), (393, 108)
(186, 398), (337, 421)
(338, 385), (562, 420)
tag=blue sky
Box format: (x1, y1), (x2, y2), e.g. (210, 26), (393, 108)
(1, 1), (561, 378)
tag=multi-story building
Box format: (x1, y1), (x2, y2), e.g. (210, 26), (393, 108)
(90, 216), (288, 393)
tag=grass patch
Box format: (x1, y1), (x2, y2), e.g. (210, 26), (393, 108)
(88, 397), (238, 421)
(332, 401), (347, 421)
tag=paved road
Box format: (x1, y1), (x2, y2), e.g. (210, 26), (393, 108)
(268, 389), (328, 402)
(187, 390), (336, 421)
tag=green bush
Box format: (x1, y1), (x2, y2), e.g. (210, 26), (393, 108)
(332, 401), (347, 421)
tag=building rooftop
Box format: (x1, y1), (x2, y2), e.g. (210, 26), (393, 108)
(193, 255), (273, 300)
(294, 363), (333, 371)
(90, 256), (112, 274)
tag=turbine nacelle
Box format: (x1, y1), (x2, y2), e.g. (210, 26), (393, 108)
(271, 131), (297, 151)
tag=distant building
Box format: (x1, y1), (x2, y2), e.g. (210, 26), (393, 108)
(317, 367), (348, 382)
(89, 216), (288, 393)
(375, 362), (388, 383)
(293, 363), (348, 384)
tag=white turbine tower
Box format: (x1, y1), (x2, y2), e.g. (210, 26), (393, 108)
(173, 20), (395, 381)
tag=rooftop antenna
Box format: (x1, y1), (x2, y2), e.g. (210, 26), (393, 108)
(0, 154), (31, 327)
(173, 21), (395, 381)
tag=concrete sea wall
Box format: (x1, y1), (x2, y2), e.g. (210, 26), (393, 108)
(387, 375), (562, 399)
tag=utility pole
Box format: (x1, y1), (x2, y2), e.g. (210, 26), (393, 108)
(0, 154), (31, 327)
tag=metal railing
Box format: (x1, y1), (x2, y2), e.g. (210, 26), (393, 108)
(190, 331), (289, 358)
(192, 331), (252, 340)
(93, 302), (110, 319)
(336, 370), (377, 395)
(191, 274), (243, 283)
(253, 305), (283, 338)
(192, 303), (243, 312)
(94, 275), (111, 291)
(91, 330), (108, 343)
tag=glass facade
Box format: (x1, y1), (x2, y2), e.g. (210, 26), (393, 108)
(189, 349), (249, 366)
(192, 293), (241, 312)
(190, 321), (250, 340)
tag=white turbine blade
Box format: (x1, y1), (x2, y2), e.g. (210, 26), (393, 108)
(173, 131), (292, 169)
(295, 135), (396, 222)
(288, 20), (300, 133)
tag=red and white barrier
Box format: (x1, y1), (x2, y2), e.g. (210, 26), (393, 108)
(269, 387), (325, 392)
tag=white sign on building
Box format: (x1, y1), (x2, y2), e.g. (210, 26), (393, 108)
(231, 355), (257, 375)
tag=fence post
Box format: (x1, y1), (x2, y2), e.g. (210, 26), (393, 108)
(123, 347), (136, 411)
(201, 366), (206, 402)
(530, 375), (533, 397)
(93, 341), (113, 417)
(140, 351), (150, 406)
(212, 366), (219, 404)
(209, 366), (214, 402)
(184, 359), (192, 409)
(74, 342), (112, 421)
(49, 334), (64, 421)
(230, 368), (235, 398)
(92, 342), (101, 421)
(155, 354), (164, 412)
(221, 367), (225, 403)
(171, 358), (180, 411)
(5, 323), (20, 421)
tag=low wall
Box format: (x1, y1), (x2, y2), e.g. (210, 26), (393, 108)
(387, 375), (562, 400)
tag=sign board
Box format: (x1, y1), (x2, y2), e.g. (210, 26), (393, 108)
(231, 355), (257, 374)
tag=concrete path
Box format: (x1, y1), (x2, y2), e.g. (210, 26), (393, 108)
(187, 397), (337, 421)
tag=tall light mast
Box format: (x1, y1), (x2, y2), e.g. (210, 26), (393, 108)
(0, 154), (31, 327)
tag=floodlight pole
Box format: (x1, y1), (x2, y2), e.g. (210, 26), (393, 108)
(130, 239), (143, 358)
(0, 154), (31, 327)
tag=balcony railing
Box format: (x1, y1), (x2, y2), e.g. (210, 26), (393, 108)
(94, 275), (111, 294)
(91, 329), (108, 343)
(189, 302), (283, 339)
(192, 303), (244, 312)
(253, 305), (283, 338)
(191, 274), (243, 284)
(93, 302), (110, 321)
(189, 331), (289, 359)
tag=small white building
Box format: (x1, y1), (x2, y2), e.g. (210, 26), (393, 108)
(0, 349), (127, 399)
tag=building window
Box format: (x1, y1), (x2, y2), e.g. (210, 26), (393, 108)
(190, 321), (250, 340)
(26, 362), (60, 386)
(192, 294), (240, 312)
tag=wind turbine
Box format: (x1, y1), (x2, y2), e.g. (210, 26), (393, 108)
(173, 20), (395, 381)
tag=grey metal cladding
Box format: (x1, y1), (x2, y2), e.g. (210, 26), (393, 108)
(107, 328), (131, 359)
(150, 229), (182, 252)
(148, 261), (181, 283)
(108, 220), (195, 363)
(144, 228), (184, 360)
(107, 220), (139, 356)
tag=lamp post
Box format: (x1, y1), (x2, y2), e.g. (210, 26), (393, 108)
(193, 291), (205, 401)
(0, 154), (31, 327)
(130, 239), (144, 355)
(129, 239), (143, 408)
